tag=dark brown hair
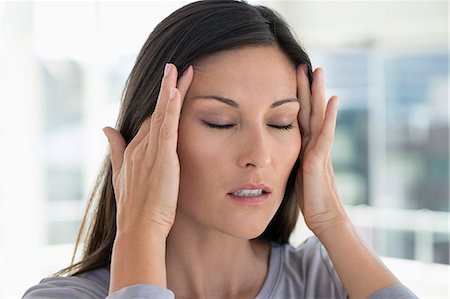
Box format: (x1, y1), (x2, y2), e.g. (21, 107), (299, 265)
(58, 0), (313, 277)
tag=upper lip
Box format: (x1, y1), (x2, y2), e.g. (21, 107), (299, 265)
(228, 183), (272, 194)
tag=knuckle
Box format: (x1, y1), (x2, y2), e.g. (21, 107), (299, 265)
(154, 150), (177, 175)
(130, 145), (145, 159)
(124, 146), (142, 162)
(151, 111), (165, 125)
(123, 147), (134, 161)
(159, 123), (175, 141)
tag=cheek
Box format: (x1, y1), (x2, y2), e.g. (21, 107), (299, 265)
(274, 134), (300, 200)
(179, 140), (215, 174)
(274, 134), (301, 194)
(177, 126), (225, 193)
(277, 133), (301, 169)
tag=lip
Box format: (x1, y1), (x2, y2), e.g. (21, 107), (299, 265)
(228, 183), (272, 194)
(227, 183), (272, 206)
(227, 193), (269, 205)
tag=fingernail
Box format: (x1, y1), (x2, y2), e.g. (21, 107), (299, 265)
(318, 68), (323, 79)
(180, 66), (188, 77)
(164, 63), (171, 77)
(183, 65), (193, 76)
(102, 127), (110, 142)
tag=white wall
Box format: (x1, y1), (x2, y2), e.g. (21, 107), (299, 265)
(1, 2), (46, 297)
(266, 1), (448, 50)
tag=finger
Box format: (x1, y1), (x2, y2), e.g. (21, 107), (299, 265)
(310, 68), (326, 145)
(311, 96), (338, 159)
(147, 63), (178, 159)
(103, 126), (127, 175)
(127, 116), (152, 151)
(297, 64), (312, 137)
(154, 87), (182, 168)
(177, 65), (194, 103)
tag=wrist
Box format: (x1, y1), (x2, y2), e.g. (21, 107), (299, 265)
(311, 216), (353, 243)
(115, 225), (169, 243)
(116, 217), (172, 240)
(110, 229), (168, 293)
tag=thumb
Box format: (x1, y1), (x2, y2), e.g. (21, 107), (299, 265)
(102, 126), (126, 174)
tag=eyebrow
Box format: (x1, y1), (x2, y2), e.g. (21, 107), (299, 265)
(191, 95), (300, 108)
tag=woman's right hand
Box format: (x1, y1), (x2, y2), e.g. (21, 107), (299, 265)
(105, 64), (194, 293)
(103, 63), (194, 239)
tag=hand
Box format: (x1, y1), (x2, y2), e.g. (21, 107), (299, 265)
(294, 66), (348, 238)
(103, 63), (194, 238)
(295, 69), (402, 297)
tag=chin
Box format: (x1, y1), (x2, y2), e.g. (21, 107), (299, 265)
(217, 216), (272, 240)
(210, 202), (282, 240)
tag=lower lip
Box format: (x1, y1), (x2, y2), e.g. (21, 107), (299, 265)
(227, 193), (269, 205)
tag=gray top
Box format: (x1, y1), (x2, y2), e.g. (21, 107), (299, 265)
(23, 236), (417, 299)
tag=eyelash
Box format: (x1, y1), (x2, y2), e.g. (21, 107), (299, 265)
(203, 121), (294, 131)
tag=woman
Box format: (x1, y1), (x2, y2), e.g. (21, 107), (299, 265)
(24, 1), (417, 298)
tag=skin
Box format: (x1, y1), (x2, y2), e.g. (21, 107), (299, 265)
(176, 47), (300, 240)
(104, 45), (400, 299)
(168, 47), (300, 298)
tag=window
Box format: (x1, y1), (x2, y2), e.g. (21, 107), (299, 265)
(308, 49), (449, 265)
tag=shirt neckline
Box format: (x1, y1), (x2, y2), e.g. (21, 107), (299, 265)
(99, 241), (284, 298)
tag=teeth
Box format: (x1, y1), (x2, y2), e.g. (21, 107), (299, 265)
(232, 189), (263, 197)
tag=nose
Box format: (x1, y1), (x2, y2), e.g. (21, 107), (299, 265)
(237, 128), (272, 169)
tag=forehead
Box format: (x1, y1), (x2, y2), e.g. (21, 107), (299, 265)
(186, 46), (297, 103)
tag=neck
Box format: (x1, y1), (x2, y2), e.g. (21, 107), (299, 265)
(166, 212), (270, 299)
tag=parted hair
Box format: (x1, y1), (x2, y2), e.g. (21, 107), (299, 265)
(58, 0), (313, 276)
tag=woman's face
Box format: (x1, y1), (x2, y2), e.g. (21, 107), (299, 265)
(177, 46), (301, 239)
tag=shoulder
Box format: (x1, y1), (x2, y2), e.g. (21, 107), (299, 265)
(23, 268), (175, 299)
(23, 268), (109, 299)
(270, 236), (348, 299)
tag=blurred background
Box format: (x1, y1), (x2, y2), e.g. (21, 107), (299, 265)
(1, 1), (448, 298)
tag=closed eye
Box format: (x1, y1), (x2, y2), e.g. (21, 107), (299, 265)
(203, 121), (294, 131)
(203, 121), (235, 130)
(268, 124), (293, 130)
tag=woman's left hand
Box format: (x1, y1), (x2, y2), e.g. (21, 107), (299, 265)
(294, 66), (348, 238)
